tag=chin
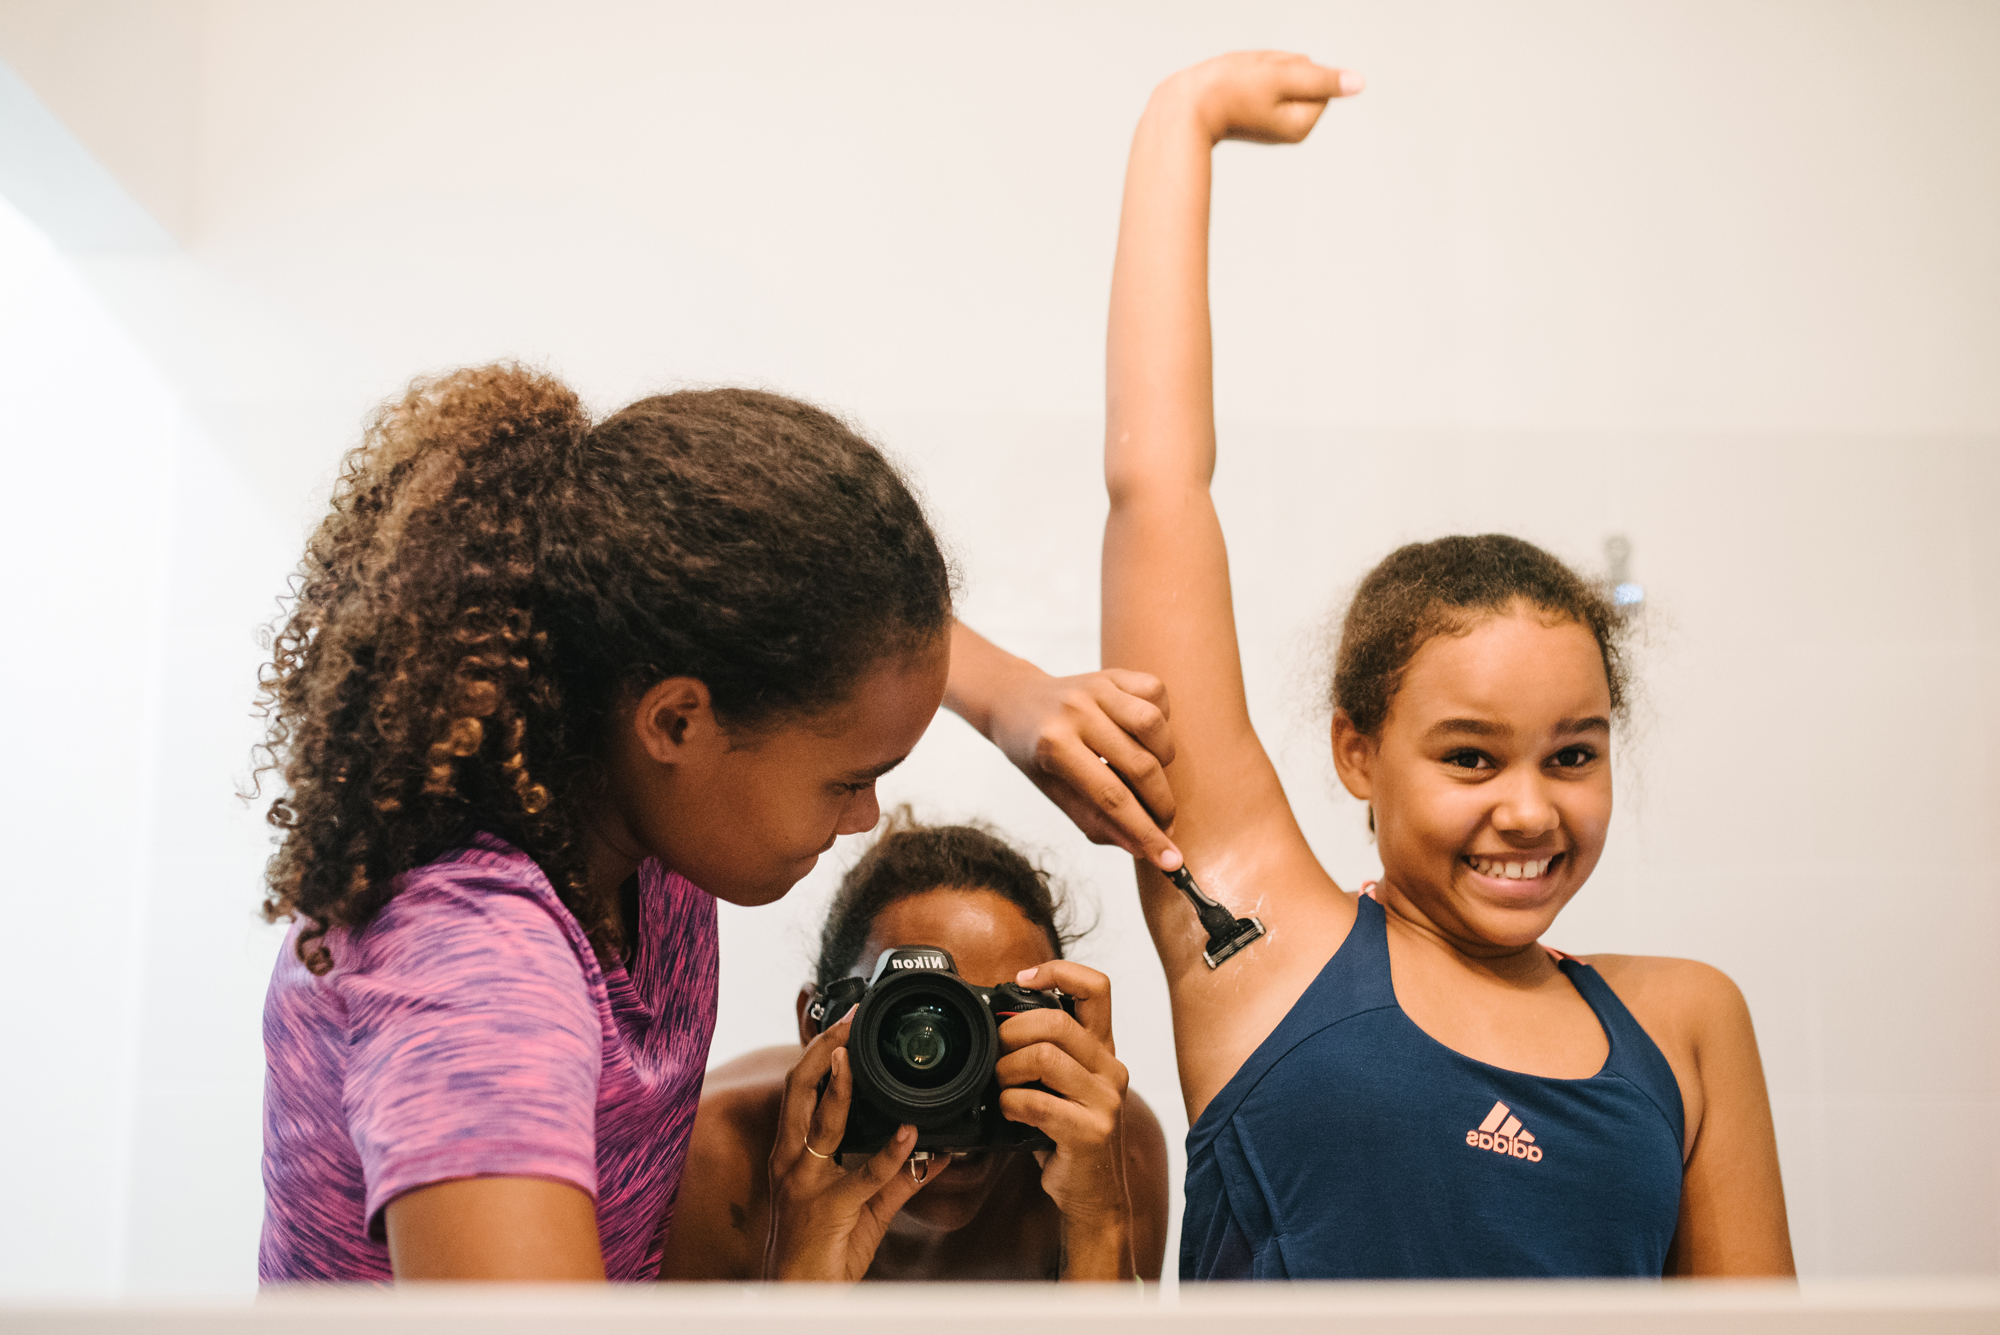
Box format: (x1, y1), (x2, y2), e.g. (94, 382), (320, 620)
(898, 1189), (989, 1234)
(709, 869), (808, 908)
(735, 883), (800, 908)
(1468, 908), (1559, 949)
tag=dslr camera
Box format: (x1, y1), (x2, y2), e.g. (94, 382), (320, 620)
(809, 944), (1075, 1161)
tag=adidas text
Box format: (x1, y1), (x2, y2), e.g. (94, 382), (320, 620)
(1467, 1100), (1544, 1163)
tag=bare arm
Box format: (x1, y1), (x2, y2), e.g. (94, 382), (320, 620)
(1103, 54), (1364, 1117)
(1594, 956), (1795, 1277)
(384, 1177), (604, 1281)
(1666, 970), (1796, 1276)
(1122, 1087), (1171, 1281)
(657, 1058), (795, 1281)
(947, 620), (1181, 870)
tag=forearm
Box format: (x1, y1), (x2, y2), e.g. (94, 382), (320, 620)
(1106, 77), (1219, 504)
(943, 620), (1039, 738)
(1099, 72), (1260, 821)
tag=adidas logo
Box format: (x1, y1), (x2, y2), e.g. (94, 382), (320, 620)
(1466, 1100), (1543, 1163)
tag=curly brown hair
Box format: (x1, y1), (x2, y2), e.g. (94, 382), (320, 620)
(257, 364), (953, 974)
(812, 811), (1081, 993)
(1331, 533), (1630, 736)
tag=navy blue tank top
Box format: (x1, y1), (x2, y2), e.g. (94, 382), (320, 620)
(1181, 893), (1685, 1279)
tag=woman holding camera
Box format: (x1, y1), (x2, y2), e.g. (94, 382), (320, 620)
(659, 818), (1168, 1282)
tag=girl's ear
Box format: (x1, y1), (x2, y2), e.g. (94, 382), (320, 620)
(795, 984), (818, 1046)
(629, 676), (720, 765)
(1330, 709), (1377, 802)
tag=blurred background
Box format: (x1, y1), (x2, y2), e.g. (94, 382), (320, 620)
(0, 0), (1994, 1298)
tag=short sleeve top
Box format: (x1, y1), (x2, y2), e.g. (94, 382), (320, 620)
(258, 833), (719, 1283)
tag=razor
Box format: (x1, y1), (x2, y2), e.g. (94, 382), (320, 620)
(1167, 866), (1266, 969)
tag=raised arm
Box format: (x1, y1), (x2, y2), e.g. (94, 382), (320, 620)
(1103, 55), (1363, 1088)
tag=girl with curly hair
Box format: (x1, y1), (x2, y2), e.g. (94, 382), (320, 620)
(1099, 54), (1792, 1277)
(255, 365), (1181, 1283)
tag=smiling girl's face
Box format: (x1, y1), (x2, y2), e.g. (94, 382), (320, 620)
(1334, 603), (1614, 952)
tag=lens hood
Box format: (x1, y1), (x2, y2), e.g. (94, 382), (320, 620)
(847, 967), (997, 1129)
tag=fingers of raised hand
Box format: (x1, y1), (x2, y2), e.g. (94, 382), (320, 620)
(1261, 52), (1360, 102)
(1200, 51), (1362, 143)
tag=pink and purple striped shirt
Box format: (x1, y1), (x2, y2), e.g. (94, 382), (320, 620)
(258, 833), (718, 1282)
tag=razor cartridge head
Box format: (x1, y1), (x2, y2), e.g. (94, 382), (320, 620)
(1166, 866), (1266, 970)
(1201, 915), (1266, 970)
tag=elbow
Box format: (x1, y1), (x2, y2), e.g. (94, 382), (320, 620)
(1105, 470), (1210, 516)
(1104, 465), (1144, 511)
(1104, 445), (1212, 511)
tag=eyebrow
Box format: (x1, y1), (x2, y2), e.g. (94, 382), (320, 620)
(1425, 718), (1506, 740)
(1423, 715), (1610, 740)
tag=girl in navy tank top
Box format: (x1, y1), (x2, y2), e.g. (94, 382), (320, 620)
(1099, 52), (1794, 1278)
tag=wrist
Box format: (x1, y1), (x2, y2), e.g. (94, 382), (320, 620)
(942, 624), (1041, 738)
(1059, 1212), (1133, 1282)
(1145, 69), (1227, 145)
(769, 1245), (841, 1284)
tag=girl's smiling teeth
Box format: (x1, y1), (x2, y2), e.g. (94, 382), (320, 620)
(1464, 853), (1563, 881)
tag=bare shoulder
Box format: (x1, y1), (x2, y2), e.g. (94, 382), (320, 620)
(659, 1047), (794, 1281)
(701, 1044), (802, 1096)
(1581, 952), (1762, 1122)
(695, 1046), (795, 1160)
(692, 1047), (792, 1174)
(1585, 954), (1752, 1036)
(1125, 1084), (1166, 1141)
(1121, 1082), (1170, 1181)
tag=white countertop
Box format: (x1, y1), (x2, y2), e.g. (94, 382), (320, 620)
(8, 1279), (1999, 1334)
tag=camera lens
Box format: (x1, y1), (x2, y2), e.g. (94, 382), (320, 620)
(845, 956), (996, 1130)
(877, 995), (971, 1089)
(892, 1006), (950, 1070)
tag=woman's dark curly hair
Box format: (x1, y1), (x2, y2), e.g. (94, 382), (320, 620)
(1332, 533), (1630, 736)
(257, 364), (953, 974)
(813, 812), (1078, 993)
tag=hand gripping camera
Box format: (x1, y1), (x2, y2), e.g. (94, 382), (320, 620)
(808, 944), (1075, 1162)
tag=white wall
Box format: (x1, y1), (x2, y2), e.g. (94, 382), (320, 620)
(0, 50), (294, 1297)
(0, 0), (1993, 1294)
(0, 189), (170, 1297)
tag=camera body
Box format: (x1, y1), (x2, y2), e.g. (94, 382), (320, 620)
(810, 944), (1075, 1161)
